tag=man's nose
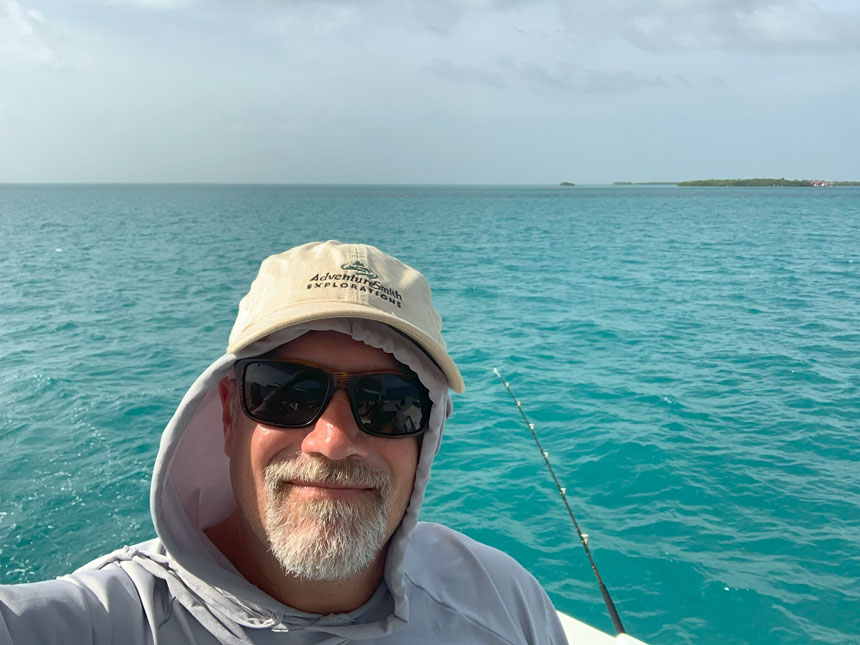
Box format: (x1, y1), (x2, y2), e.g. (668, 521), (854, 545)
(300, 389), (368, 460)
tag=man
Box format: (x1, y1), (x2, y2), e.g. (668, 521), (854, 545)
(0, 241), (567, 643)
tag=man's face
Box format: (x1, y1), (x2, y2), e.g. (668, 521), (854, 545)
(221, 330), (420, 581)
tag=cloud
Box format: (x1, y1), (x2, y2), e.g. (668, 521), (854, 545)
(0, 0), (66, 67)
(275, 0), (860, 54)
(557, 0), (860, 54)
(430, 58), (681, 94)
(517, 60), (674, 93)
(428, 59), (508, 88)
(285, 0), (860, 54)
(98, 0), (197, 9)
(79, 0), (860, 54)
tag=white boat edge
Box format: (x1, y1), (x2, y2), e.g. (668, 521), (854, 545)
(557, 611), (649, 644)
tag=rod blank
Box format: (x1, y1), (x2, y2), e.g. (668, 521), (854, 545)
(493, 367), (626, 636)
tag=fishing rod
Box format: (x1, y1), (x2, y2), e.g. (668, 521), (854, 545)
(493, 367), (626, 636)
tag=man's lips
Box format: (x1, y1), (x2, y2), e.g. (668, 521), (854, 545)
(286, 480), (375, 497)
(289, 480), (372, 489)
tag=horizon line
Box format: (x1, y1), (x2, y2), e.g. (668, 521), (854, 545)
(0, 181), (657, 187)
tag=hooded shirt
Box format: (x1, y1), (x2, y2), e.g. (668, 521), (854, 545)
(0, 319), (567, 644)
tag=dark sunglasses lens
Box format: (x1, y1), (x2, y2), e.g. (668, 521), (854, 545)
(242, 362), (328, 427)
(353, 374), (429, 436)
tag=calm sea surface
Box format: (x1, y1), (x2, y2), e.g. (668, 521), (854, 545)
(1, 184), (858, 644)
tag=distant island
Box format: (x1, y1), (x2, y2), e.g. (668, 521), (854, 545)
(678, 178), (860, 187)
(613, 178), (860, 187)
(559, 181), (575, 186)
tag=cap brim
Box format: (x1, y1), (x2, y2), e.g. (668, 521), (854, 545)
(226, 302), (465, 393)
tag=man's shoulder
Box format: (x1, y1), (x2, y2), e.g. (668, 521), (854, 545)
(74, 537), (166, 573)
(409, 522), (528, 570)
(411, 522), (516, 564)
(402, 522), (567, 643)
(24, 538), (170, 606)
(0, 540), (170, 645)
(407, 521), (543, 590)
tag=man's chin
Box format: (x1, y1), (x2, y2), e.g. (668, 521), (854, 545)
(264, 496), (388, 581)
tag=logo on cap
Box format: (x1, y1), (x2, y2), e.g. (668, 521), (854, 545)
(341, 261), (378, 280)
(306, 260), (402, 309)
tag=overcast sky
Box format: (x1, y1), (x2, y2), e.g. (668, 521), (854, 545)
(2, 0), (859, 184)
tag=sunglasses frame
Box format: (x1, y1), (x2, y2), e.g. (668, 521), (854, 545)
(233, 358), (431, 438)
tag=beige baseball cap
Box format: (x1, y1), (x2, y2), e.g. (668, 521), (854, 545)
(227, 241), (465, 393)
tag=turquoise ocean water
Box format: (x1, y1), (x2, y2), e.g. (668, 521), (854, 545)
(1, 184), (858, 644)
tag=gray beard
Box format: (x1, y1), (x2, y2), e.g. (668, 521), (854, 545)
(263, 456), (393, 581)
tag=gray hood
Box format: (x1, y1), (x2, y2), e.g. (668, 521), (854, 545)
(147, 318), (452, 642)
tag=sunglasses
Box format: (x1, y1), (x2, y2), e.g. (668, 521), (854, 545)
(233, 359), (432, 437)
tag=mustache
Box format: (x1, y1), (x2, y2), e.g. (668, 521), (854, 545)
(264, 455), (392, 493)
